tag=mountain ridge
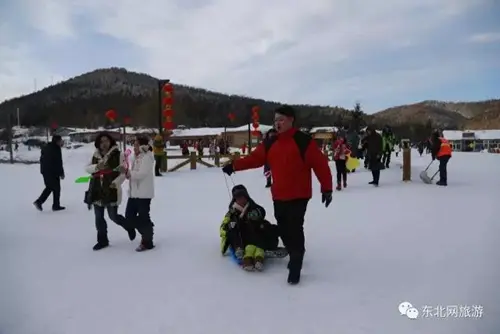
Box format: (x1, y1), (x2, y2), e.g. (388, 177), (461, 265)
(0, 67), (498, 130)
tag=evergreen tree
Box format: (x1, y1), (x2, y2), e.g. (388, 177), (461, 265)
(350, 102), (365, 132)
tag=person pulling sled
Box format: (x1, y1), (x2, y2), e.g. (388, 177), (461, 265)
(220, 185), (287, 271)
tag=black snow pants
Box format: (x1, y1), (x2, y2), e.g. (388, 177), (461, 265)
(154, 155), (162, 176)
(125, 198), (154, 246)
(383, 151), (391, 167)
(36, 174), (61, 208)
(438, 156), (450, 184)
(273, 199), (309, 272)
(94, 205), (129, 244)
(334, 159), (347, 185)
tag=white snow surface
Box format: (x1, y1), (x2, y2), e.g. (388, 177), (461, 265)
(0, 149), (499, 334)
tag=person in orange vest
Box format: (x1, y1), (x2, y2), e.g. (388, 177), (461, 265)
(430, 130), (452, 186)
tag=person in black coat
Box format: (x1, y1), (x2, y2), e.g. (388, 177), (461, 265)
(34, 135), (65, 211)
(363, 127), (383, 186)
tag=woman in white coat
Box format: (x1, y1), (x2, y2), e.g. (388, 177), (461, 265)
(124, 136), (156, 252)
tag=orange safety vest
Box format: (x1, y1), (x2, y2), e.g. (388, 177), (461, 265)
(437, 138), (452, 157)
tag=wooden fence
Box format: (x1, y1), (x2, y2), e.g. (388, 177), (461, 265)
(162, 151), (245, 172)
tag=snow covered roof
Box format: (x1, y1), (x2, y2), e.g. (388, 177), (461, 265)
(310, 126), (338, 133)
(67, 127), (157, 136)
(469, 130), (500, 140)
(443, 130), (500, 140)
(226, 124), (273, 133)
(170, 127), (225, 137)
(170, 124), (274, 137)
(442, 130), (463, 140)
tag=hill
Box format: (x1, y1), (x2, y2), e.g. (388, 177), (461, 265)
(0, 67), (498, 131)
(0, 68), (351, 129)
(373, 100), (500, 129)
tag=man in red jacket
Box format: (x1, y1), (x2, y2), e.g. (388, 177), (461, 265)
(223, 106), (333, 285)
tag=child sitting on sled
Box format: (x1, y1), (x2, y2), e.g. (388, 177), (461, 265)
(220, 184), (285, 271)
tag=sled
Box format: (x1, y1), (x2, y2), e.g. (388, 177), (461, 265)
(228, 246), (288, 265)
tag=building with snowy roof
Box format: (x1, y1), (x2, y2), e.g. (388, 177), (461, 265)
(443, 129), (500, 152)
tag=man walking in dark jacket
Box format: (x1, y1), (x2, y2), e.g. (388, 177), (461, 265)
(34, 135), (66, 211)
(363, 127), (383, 186)
(222, 106), (333, 285)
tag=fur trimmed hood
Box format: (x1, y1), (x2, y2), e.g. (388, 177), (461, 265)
(93, 145), (119, 160)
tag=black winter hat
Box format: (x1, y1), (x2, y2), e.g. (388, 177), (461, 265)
(232, 184), (250, 199)
(94, 132), (117, 149)
(275, 105), (296, 119)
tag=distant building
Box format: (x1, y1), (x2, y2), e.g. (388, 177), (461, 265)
(168, 124), (273, 147)
(443, 130), (500, 152)
(68, 127), (156, 143)
(68, 129), (122, 143)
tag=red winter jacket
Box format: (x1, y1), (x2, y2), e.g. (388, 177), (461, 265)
(232, 128), (333, 201)
(333, 139), (351, 160)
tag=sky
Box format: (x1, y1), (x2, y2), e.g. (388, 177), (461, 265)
(0, 0), (499, 114)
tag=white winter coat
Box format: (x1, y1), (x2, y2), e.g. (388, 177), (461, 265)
(128, 146), (155, 199)
(85, 145), (126, 206)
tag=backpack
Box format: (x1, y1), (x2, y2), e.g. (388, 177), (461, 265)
(264, 131), (312, 162)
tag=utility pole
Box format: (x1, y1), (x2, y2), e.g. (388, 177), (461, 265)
(6, 112), (14, 164)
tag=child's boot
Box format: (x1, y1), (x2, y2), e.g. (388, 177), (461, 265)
(254, 247), (265, 271)
(234, 247), (244, 261)
(254, 256), (264, 271)
(242, 257), (254, 271)
(243, 245), (256, 271)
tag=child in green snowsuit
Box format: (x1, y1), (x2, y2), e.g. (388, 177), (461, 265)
(220, 185), (273, 271)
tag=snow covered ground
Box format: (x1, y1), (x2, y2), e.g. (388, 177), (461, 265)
(0, 149), (498, 334)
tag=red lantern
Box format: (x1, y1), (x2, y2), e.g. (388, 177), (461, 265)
(123, 116), (131, 125)
(163, 110), (174, 117)
(251, 106), (260, 114)
(50, 122), (58, 129)
(163, 97), (173, 105)
(252, 122), (259, 129)
(251, 130), (260, 136)
(228, 113), (235, 121)
(163, 121), (174, 130)
(105, 109), (117, 121)
(163, 83), (174, 92)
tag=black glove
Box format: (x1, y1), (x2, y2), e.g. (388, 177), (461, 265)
(321, 191), (332, 208)
(222, 163), (234, 176)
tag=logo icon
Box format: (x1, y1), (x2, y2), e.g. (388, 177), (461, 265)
(398, 301), (419, 320)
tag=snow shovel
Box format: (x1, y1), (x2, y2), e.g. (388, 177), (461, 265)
(419, 161), (434, 184)
(429, 170), (439, 183)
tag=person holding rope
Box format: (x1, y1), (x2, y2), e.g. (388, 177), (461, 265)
(222, 105), (333, 285)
